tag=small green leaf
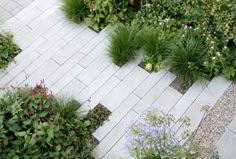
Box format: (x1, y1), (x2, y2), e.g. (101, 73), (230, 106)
(47, 127), (54, 138)
(40, 111), (48, 117)
(23, 120), (31, 125)
(84, 120), (91, 127)
(36, 130), (45, 136)
(16, 131), (26, 137)
(56, 145), (61, 152)
(29, 137), (36, 146)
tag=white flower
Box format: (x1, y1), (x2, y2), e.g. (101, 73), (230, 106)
(216, 52), (221, 56)
(211, 46), (214, 49)
(145, 3), (151, 8)
(164, 18), (170, 22)
(211, 41), (214, 44)
(212, 57), (216, 60)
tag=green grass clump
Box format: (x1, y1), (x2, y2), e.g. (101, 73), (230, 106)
(142, 28), (170, 57)
(108, 24), (141, 66)
(141, 28), (174, 72)
(168, 29), (208, 86)
(62, 0), (87, 23)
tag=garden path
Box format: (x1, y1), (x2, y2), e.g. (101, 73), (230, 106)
(0, 0), (233, 158)
(0, 0), (35, 24)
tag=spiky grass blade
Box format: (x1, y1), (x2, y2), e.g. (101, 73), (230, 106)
(108, 24), (141, 66)
(62, 0), (87, 23)
(169, 29), (207, 86)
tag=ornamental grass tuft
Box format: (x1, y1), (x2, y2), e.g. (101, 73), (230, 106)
(108, 24), (141, 66)
(168, 29), (208, 86)
(62, 0), (87, 23)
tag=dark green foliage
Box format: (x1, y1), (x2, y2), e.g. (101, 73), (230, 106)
(108, 24), (141, 66)
(131, 0), (236, 83)
(53, 99), (81, 120)
(62, 0), (87, 23)
(0, 82), (110, 158)
(169, 29), (208, 86)
(0, 33), (21, 69)
(62, 0), (132, 31)
(85, 0), (130, 31)
(142, 28), (168, 57)
(85, 104), (111, 133)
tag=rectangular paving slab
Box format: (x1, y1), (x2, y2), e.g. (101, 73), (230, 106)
(101, 67), (149, 112)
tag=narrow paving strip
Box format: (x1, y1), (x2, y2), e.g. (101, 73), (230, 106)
(188, 84), (236, 157)
(217, 117), (236, 159)
(0, 0), (233, 158)
(0, 0), (35, 24)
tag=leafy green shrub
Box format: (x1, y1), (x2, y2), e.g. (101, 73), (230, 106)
(128, 0), (236, 81)
(108, 24), (141, 66)
(85, 0), (130, 31)
(0, 33), (21, 69)
(62, 0), (132, 31)
(168, 29), (208, 86)
(0, 82), (109, 158)
(125, 109), (199, 159)
(62, 0), (87, 23)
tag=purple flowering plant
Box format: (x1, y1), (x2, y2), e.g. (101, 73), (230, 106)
(125, 109), (199, 159)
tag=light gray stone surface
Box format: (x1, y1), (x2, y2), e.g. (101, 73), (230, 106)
(93, 94), (140, 141)
(101, 67), (149, 112)
(217, 129), (236, 159)
(93, 110), (139, 159)
(227, 117), (236, 134)
(132, 72), (176, 114)
(152, 86), (182, 114)
(0, 0), (35, 23)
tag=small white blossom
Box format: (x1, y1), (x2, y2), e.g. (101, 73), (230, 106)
(212, 57), (216, 60)
(145, 3), (151, 8)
